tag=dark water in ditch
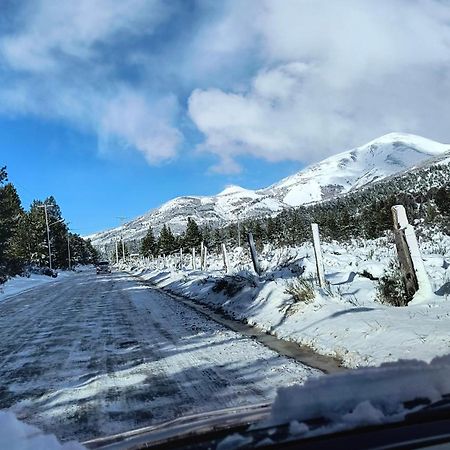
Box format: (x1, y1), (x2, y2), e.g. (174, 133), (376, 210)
(137, 276), (345, 375)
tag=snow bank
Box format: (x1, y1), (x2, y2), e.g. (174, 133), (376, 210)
(266, 354), (450, 437)
(270, 355), (450, 425)
(0, 272), (67, 302)
(0, 267), (91, 302)
(0, 411), (85, 450)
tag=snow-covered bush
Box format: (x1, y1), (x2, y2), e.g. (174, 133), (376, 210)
(376, 260), (408, 306)
(212, 274), (256, 297)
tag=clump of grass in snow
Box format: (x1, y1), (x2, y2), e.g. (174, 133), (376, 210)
(376, 259), (409, 307)
(284, 277), (316, 304)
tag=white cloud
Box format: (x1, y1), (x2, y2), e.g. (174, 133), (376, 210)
(2, 1), (450, 172)
(182, 0), (260, 85)
(99, 91), (181, 164)
(0, 0), (181, 163)
(188, 0), (450, 172)
(0, 0), (169, 73)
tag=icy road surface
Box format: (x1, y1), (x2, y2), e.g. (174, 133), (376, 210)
(0, 270), (319, 442)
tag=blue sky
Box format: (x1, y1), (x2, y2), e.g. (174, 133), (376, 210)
(3, 115), (302, 234)
(2, 0), (450, 234)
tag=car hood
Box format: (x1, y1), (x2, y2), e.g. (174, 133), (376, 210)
(83, 355), (450, 449)
(83, 402), (271, 449)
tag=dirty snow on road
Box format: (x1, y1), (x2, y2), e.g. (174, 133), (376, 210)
(0, 270), (319, 442)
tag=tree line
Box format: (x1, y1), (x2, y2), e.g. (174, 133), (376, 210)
(225, 163), (450, 248)
(140, 217), (204, 257)
(0, 167), (99, 283)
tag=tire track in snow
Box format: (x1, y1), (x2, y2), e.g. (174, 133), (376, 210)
(0, 270), (320, 442)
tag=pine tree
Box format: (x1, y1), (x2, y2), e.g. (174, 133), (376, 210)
(201, 224), (214, 248)
(141, 226), (158, 257)
(67, 234), (99, 266)
(0, 168), (25, 280)
(0, 168), (99, 279)
(26, 200), (48, 266)
(43, 196), (69, 268)
(266, 217), (278, 244)
(183, 218), (202, 249)
(435, 186), (450, 216)
(158, 225), (176, 254)
(84, 238), (100, 264)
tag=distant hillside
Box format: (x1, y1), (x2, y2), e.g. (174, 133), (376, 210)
(87, 132), (450, 248)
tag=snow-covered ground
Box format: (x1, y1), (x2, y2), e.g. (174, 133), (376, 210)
(128, 232), (450, 369)
(0, 269), (318, 442)
(0, 272), (68, 301)
(0, 266), (92, 302)
(2, 240), (450, 445)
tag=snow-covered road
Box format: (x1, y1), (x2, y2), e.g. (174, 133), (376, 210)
(0, 270), (319, 442)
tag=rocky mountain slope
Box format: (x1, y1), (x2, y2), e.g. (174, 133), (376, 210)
(87, 133), (449, 247)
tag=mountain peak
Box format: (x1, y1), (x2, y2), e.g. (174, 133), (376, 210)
(217, 185), (247, 196)
(370, 131), (419, 142)
(263, 132), (449, 207)
(364, 132), (448, 155)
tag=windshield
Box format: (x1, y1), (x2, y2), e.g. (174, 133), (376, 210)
(1, 2), (450, 449)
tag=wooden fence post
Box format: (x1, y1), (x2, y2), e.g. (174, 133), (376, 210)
(311, 223), (326, 288)
(200, 241), (204, 269)
(248, 232), (262, 276)
(222, 243), (229, 274)
(192, 247), (196, 270)
(391, 205), (432, 301)
(202, 246), (208, 270)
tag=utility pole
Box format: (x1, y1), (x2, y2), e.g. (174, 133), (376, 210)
(38, 204), (53, 270)
(67, 234), (71, 270)
(65, 221), (72, 270)
(116, 216), (127, 263)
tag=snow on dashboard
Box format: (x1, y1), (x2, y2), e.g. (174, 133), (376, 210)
(0, 411), (85, 450)
(266, 354), (450, 436)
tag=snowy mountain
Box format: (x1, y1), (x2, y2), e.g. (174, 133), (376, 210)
(87, 133), (449, 247)
(88, 185), (287, 246)
(263, 133), (449, 206)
